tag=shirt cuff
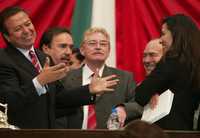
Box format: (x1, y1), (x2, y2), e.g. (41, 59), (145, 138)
(32, 77), (47, 96)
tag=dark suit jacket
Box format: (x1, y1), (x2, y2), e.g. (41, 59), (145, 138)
(0, 45), (94, 129)
(56, 65), (142, 129)
(135, 57), (199, 130)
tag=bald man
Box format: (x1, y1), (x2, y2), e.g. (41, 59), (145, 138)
(143, 39), (164, 76)
(114, 39), (165, 127)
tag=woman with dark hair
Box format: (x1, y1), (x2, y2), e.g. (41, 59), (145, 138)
(135, 14), (199, 130)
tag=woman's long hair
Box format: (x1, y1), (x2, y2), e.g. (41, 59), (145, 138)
(161, 14), (199, 88)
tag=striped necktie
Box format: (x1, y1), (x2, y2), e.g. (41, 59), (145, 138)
(29, 50), (41, 73)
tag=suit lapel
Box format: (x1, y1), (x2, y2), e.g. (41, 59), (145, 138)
(5, 46), (39, 76)
(95, 65), (113, 101)
(72, 68), (82, 86)
(102, 65), (113, 77)
(35, 48), (46, 67)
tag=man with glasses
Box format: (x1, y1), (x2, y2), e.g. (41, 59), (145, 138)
(0, 7), (119, 129)
(57, 27), (141, 129)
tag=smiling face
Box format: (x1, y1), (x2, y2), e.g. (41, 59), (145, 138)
(143, 39), (164, 76)
(80, 32), (110, 65)
(42, 32), (73, 65)
(4, 11), (36, 49)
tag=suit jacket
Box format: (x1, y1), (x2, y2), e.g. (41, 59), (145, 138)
(56, 65), (142, 129)
(0, 45), (94, 129)
(135, 56), (199, 130)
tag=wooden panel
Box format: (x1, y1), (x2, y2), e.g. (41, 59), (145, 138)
(0, 129), (200, 138)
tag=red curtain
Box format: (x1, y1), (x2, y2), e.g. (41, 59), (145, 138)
(1, 0), (200, 83)
(116, 0), (200, 83)
(0, 0), (75, 48)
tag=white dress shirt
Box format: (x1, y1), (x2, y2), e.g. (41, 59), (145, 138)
(17, 46), (46, 96)
(82, 64), (104, 129)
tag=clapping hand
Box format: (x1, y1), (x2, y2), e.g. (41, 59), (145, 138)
(37, 57), (70, 85)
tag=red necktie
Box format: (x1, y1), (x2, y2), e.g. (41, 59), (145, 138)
(29, 50), (41, 73)
(88, 104), (97, 129)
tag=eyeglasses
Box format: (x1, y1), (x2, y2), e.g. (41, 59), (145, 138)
(84, 40), (110, 47)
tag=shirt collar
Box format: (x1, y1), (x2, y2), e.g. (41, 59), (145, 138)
(83, 64), (105, 79)
(16, 46), (35, 60)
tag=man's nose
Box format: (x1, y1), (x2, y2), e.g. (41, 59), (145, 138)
(94, 43), (102, 49)
(22, 26), (29, 34)
(143, 55), (151, 62)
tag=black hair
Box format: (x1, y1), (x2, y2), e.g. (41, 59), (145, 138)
(0, 6), (27, 35)
(162, 14), (199, 88)
(39, 27), (71, 50)
(72, 47), (85, 63)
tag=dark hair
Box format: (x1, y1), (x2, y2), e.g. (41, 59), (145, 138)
(162, 14), (198, 60)
(72, 47), (85, 63)
(121, 120), (168, 138)
(161, 14), (199, 88)
(39, 27), (72, 50)
(0, 6), (27, 35)
(162, 14), (198, 38)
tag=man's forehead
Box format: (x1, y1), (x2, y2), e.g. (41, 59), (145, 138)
(52, 33), (73, 42)
(86, 32), (108, 41)
(5, 11), (30, 26)
(144, 45), (163, 53)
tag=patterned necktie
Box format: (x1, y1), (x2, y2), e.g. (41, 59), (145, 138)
(87, 104), (97, 129)
(29, 50), (41, 73)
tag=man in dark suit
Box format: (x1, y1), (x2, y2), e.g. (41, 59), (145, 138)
(0, 6), (118, 129)
(39, 27), (84, 128)
(41, 27), (142, 129)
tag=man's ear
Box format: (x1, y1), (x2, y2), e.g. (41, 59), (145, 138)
(42, 44), (50, 54)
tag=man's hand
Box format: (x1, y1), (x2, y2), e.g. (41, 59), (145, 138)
(89, 69), (119, 94)
(37, 57), (69, 85)
(116, 106), (127, 127)
(150, 93), (159, 109)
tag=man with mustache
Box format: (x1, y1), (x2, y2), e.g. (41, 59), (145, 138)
(54, 27), (141, 129)
(39, 27), (73, 67)
(0, 7), (118, 129)
(39, 27), (83, 128)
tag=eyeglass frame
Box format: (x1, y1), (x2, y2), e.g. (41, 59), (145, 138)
(83, 40), (110, 48)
